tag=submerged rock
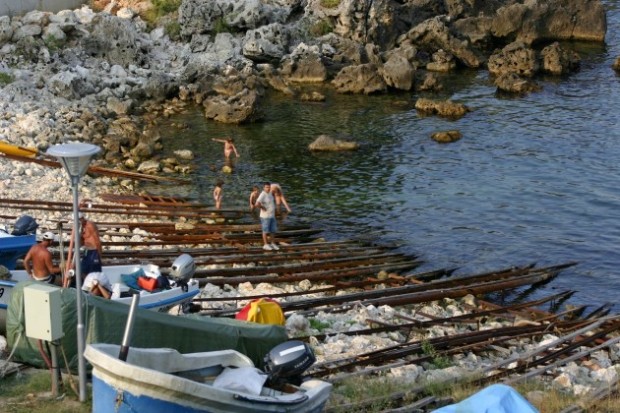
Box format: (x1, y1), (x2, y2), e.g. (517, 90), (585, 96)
(308, 134), (359, 151)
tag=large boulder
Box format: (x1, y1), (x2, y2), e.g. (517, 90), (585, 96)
(487, 41), (539, 77)
(490, 0), (606, 45)
(332, 63), (387, 94)
(540, 42), (580, 75)
(399, 16), (483, 68)
(280, 43), (327, 83)
(306, 0), (401, 50)
(242, 23), (289, 62)
(80, 14), (147, 67)
(0, 16), (13, 44)
(178, 0), (292, 39)
(203, 88), (262, 123)
(379, 54), (415, 91)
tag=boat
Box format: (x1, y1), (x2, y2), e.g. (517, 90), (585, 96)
(0, 231), (36, 270)
(84, 340), (332, 413)
(1, 253), (200, 316)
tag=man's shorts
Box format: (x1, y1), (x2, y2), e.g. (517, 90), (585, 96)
(260, 217), (278, 234)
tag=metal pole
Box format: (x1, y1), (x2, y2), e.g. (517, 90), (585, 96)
(119, 294), (140, 361)
(50, 342), (59, 397)
(72, 178), (87, 402)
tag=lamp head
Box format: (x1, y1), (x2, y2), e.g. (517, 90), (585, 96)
(47, 143), (101, 179)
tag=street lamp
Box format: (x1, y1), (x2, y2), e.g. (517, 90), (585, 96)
(47, 142), (100, 402)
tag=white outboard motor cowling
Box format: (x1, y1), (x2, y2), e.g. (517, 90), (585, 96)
(169, 254), (195, 282)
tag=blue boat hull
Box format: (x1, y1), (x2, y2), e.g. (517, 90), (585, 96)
(0, 234), (35, 270)
(93, 375), (205, 413)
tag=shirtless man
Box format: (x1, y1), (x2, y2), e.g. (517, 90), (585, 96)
(65, 212), (103, 287)
(212, 137), (239, 161)
(23, 232), (61, 284)
(270, 183), (292, 213)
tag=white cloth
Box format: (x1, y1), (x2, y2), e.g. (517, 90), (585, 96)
(82, 272), (111, 291)
(256, 191), (275, 219)
(212, 367), (267, 395)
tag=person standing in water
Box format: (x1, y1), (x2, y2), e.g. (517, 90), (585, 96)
(212, 137), (239, 161)
(213, 180), (224, 209)
(255, 182), (279, 251)
(270, 183), (292, 214)
(249, 185), (259, 212)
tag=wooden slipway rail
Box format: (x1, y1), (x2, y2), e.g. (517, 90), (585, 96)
(4, 196), (618, 412)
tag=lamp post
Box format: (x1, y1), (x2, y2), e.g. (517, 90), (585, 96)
(47, 142), (100, 402)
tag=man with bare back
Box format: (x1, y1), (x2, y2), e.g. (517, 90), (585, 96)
(23, 231), (61, 284)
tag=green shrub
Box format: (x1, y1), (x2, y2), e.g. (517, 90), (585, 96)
(421, 340), (452, 369)
(152, 0), (182, 14)
(44, 34), (65, 51)
(0, 72), (14, 86)
(165, 21), (181, 40)
(320, 0), (341, 8)
(213, 17), (231, 34)
(310, 19), (333, 36)
(309, 318), (331, 332)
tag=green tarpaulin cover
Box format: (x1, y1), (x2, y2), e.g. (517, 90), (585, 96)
(7, 281), (288, 371)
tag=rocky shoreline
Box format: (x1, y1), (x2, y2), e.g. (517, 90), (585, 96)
(0, 0), (614, 170)
(1, 0), (620, 410)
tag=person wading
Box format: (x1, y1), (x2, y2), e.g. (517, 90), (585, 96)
(254, 182), (280, 251)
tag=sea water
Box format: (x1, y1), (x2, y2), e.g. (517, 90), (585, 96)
(146, 2), (620, 312)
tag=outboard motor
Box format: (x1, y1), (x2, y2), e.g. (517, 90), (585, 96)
(11, 215), (38, 235)
(263, 340), (317, 387)
(169, 254), (195, 291)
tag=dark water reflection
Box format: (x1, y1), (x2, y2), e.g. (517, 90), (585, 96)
(144, 5), (620, 311)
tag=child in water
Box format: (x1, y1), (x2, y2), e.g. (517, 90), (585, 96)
(213, 180), (224, 209)
(249, 185), (259, 212)
(212, 137), (239, 160)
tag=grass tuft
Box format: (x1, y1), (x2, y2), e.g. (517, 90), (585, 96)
(320, 0), (341, 8)
(0, 72), (14, 86)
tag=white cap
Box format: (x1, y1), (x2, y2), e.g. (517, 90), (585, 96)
(42, 231), (55, 241)
(79, 212), (85, 219)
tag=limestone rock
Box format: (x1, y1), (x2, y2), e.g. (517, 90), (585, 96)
(494, 72), (541, 94)
(379, 54), (415, 91)
(488, 42), (539, 77)
(540, 42), (581, 75)
(415, 98), (469, 118)
(203, 89), (262, 124)
(431, 130), (462, 143)
(332, 63), (386, 94)
(613, 56), (620, 72)
(300, 91), (326, 102)
(308, 134), (359, 151)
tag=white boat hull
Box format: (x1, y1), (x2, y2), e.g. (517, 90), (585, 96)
(85, 343), (332, 413)
(1, 263), (200, 313)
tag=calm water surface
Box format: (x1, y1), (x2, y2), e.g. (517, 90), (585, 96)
(147, 2), (620, 311)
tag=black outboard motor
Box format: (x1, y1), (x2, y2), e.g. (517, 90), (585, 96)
(11, 215), (38, 235)
(263, 340), (317, 387)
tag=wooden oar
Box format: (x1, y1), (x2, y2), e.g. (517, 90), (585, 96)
(0, 141), (38, 158)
